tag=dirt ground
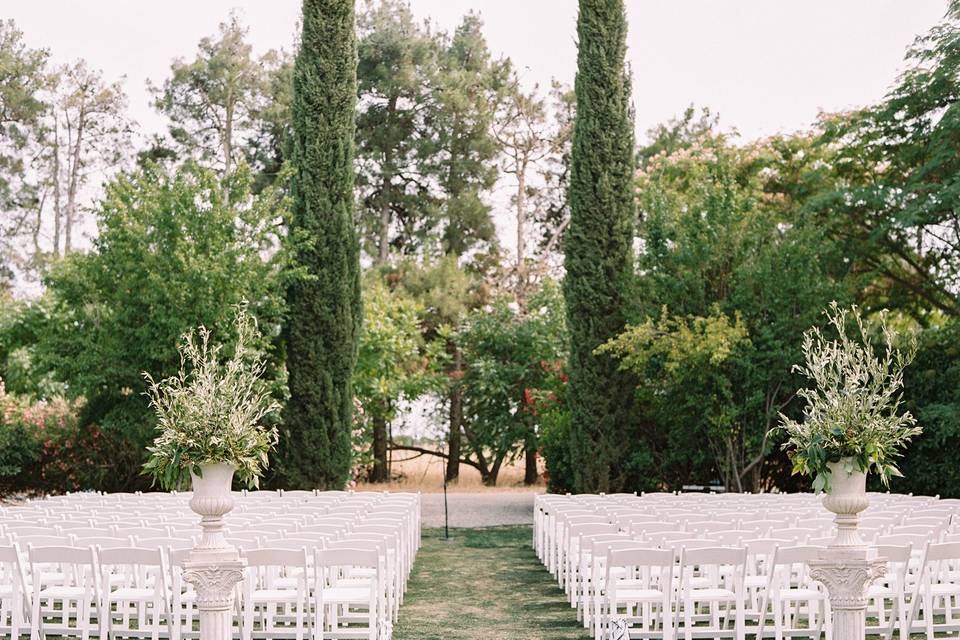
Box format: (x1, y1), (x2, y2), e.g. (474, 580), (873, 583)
(353, 452), (546, 494)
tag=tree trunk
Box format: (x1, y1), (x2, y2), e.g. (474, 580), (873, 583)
(64, 106), (86, 255)
(445, 345), (463, 484)
(369, 414), (389, 483)
(515, 157), (527, 308)
(51, 115), (62, 257)
(376, 96), (397, 266)
(484, 455), (505, 487)
(524, 435), (539, 485)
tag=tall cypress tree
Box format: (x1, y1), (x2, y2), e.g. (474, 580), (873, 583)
(563, 0), (637, 493)
(279, 0), (362, 489)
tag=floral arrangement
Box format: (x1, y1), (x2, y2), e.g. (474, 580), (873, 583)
(142, 306), (280, 490)
(779, 302), (921, 492)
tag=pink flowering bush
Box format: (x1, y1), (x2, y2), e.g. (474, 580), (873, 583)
(0, 380), (100, 495)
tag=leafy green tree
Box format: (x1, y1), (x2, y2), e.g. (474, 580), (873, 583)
(599, 308), (751, 490)
(563, 0), (639, 493)
(399, 256), (484, 482)
(817, 1), (960, 319)
(893, 320), (960, 496)
(429, 13), (508, 257)
(278, 0), (362, 490)
(355, 0), (439, 264)
(151, 14), (287, 185)
(353, 276), (441, 482)
(0, 19), (48, 279)
(629, 126), (854, 491)
(458, 281), (566, 485)
(35, 162), (286, 491)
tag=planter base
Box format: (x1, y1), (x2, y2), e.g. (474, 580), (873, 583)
(809, 547), (886, 640)
(184, 554), (246, 640)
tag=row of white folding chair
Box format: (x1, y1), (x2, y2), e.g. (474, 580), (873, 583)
(0, 542), (394, 640)
(233, 529), (409, 620)
(594, 544), (830, 640)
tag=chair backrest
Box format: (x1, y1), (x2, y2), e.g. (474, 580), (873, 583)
(772, 545), (819, 566)
(648, 531), (693, 546)
(743, 538), (792, 557)
(243, 547), (309, 568)
(98, 546), (165, 566)
(630, 522), (684, 535)
(75, 536), (132, 549)
(16, 534), (72, 547)
(569, 522), (618, 540)
(608, 547), (674, 570)
(669, 538), (721, 552)
(923, 541), (960, 562)
(680, 545), (746, 568)
(267, 537), (328, 551)
(315, 546), (380, 569)
(135, 536), (195, 549)
(29, 544), (96, 565)
(297, 523), (347, 535)
(874, 543), (912, 564)
(894, 525), (942, 537)
(770, 527), (820, 541)
(876, 533), (931, 547)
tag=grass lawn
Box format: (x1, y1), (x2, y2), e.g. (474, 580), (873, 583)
(394, 526), (589, 640)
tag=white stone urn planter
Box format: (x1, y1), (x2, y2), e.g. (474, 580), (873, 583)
(183, 462), (246, 640)
(822, 459), (871, 547)
(809, 457), (886, 640)
(189, 462), (237, 551)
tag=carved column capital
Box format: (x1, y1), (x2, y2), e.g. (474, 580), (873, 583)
(183, 561), (246, 611)
(809, 556), (886, 610)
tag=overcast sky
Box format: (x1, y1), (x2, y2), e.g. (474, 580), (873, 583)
(6, 1), (949, 145)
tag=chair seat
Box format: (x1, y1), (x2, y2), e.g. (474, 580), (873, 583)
(319, 586), (374, 603)
(108, 587), (156, 600)
(930, 583), (960, 596)
(612, 588), (665, 602)
(250, 588), (303, 602)
(776, 588), (824, 601)
(38, 585), (86, 598)
(688, 587), (736, 600)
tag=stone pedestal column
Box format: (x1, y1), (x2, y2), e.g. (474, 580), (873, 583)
(809, 459), (886, 640)
(186, 463), (246, 640)
(809, 547), (886, 640)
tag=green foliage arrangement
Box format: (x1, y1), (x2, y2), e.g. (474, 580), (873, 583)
(142, 307), (280, 490)
(779, 303), (921, 492)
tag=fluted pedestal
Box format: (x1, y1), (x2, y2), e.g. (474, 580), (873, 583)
(809, 548), (886, 640)
(183, 558), (245, 640)
(809, 459), (886, 640)
(187, 463), (246, 640)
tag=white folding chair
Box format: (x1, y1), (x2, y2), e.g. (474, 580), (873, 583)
(313, 547), (384, 640)
(241, 548), (311, 640)
(603, 547), (675, 640)
(0, 544), (29, 639)
(675, 546), (746, 640)
(757, 545), (830, 640)
(29, 545), (102, 640)
(906, 541), (960, 638)
(98, 546), (169, 640)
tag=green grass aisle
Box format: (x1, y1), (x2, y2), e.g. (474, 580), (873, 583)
(394, 526), (590, 640)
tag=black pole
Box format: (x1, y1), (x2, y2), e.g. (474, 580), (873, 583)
(443, 439), (449, 539)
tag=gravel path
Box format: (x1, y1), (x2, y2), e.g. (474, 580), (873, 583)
(419, 491), (536, 528)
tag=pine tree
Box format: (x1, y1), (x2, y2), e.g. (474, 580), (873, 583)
(279, 0), (362, 489)
(563, 0), (638, 493)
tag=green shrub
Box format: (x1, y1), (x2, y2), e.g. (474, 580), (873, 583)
(0, 382), (111, 495)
